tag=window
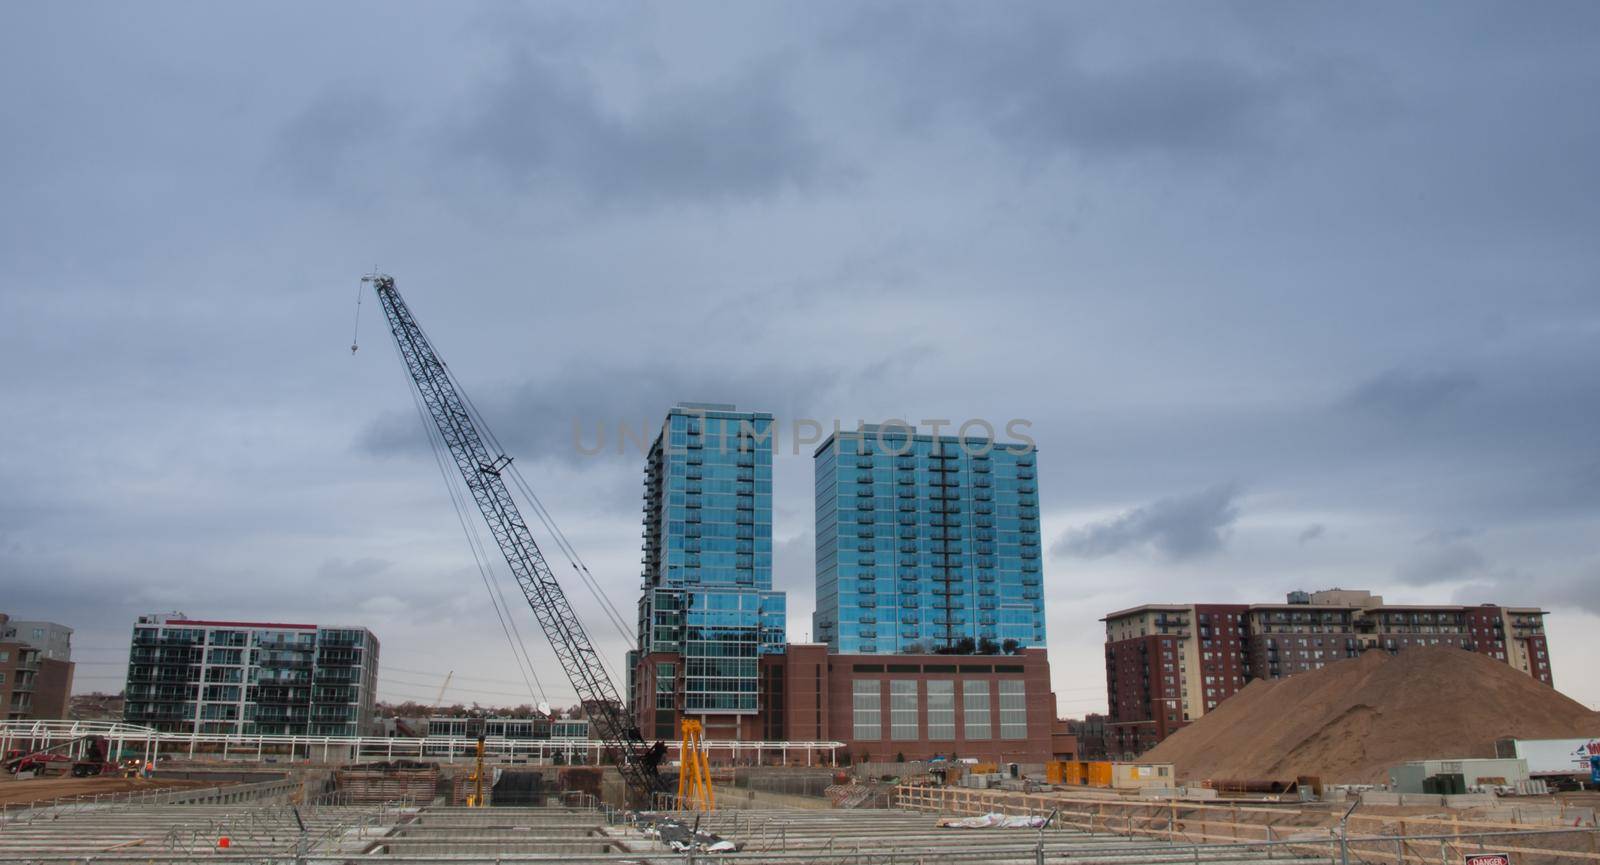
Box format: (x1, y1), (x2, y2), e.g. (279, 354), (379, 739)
(927, 681), (955, 740)
(891, 680), (918, 740)
(999, 680), (1027, 740)
(852, 679), (881, 740)
(963, 681), (991, 739)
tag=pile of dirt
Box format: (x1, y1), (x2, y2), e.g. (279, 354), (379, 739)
(1146, 646), (1600, 785)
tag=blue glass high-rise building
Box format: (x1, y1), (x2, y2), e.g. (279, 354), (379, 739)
(813, 425), (1044, 654)
(634, 404), (785, 720)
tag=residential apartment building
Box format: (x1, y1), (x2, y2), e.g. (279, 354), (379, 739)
(2, 619), (74, 661)
(424, 715), (590, 740)
(625, 410), (1062, 760)
(0, 613), (75, 720)
(812, 425), (1045, 655)
(630, 404), (787, 742)
(122, 614), (380, 737)
(426, 715), (552, 739)
(1102, 589), (1554, 756)
(1066, 713), (1110, 761)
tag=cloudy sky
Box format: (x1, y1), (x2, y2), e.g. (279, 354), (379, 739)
(4, 2), (1598, 715)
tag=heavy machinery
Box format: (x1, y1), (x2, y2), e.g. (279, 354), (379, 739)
(3, 735), (119, 777)
(465, 717), (488, 807)
(365, 275), (665, 805)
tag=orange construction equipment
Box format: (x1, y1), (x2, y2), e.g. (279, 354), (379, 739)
(676, 719), (715, 811)
(1045, 760), (1113, 787)
(466, 720), (487, 807)
(1085, 761), (1113, 787)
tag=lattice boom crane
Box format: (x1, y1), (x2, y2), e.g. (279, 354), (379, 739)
(365, 274), (662, 803)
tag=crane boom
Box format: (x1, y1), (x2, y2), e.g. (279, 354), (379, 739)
(367, 274), (661, 802)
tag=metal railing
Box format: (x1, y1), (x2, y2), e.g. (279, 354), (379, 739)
(0, 719), (843, 766)
(894, 783), (1600, 865)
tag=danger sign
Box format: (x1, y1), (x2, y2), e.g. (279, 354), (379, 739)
(1464, 854), (1511, 865)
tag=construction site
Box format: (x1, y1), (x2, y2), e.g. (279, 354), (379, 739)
(3, 727), (1600, 864)
(0, 275), (1596, 863)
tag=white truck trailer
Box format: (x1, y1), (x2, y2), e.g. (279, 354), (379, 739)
(1495, 737), (1600, 787)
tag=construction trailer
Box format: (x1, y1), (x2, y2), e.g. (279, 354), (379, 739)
(1388, 757), (1529, 793)
(1044, 760), (1173, 789)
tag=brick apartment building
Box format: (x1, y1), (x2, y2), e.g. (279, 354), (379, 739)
(632, 644), (1059, 763)
(1102, 589), (1553, 757)
(1066, 713), (1110, 760)
(0, 612), (75, 720)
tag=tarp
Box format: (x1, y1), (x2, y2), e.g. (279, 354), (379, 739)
(938, 812), (1048, 829)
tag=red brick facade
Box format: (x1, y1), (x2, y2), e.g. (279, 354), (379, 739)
(0, 643), (73, 720)
(1103, 593), (1556, 758)
(1105, 634), (1182, 757)
(631, 644), (1058, 764)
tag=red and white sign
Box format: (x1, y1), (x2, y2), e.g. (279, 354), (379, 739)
(1464, 854), (1511, 865)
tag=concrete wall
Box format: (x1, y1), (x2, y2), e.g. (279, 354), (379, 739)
(717, 787), (833, 810)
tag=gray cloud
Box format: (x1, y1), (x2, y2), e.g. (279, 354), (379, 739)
(1297, 524), (1326, 545)
(317, 556), (393, 582)
(1343, 369), (1480, 419)
(271, 90), (397, 194)
(823, 5), (1347, 162)
(359, 362), (837, 466)
(1054, 484), (1242, 561)
(4, 2), (1600, 709)
(446, 53), (824, 204)
(1454, 560), (1600, 618)
(1395, 542), (1487, 585)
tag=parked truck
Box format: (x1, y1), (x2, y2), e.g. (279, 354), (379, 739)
(2, 735), (121, 777)
(1495, 737), (1600, 789)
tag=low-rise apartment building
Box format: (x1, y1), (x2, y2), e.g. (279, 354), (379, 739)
(122, 613), (379, 737)
(0, 612), (74, 720)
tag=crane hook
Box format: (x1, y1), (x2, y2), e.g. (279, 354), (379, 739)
(350, 275), (368, 355)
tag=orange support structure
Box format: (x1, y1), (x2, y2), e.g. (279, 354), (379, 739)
(677, 720), (715, 811)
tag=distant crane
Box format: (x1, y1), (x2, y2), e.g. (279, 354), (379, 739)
(364, 275), (664, 805)
(430, 671), (454, 714)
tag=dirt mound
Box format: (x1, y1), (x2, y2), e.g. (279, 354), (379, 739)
(1146, 646), (1600, 784)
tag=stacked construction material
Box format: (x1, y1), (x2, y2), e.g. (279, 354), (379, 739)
(334, 760), (440, 804)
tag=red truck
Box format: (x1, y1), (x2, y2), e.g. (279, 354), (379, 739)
(3, 736), (119, 777)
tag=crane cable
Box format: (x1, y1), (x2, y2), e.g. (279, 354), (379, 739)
(406, 360), (549, 707)
(414, 315), (637, 654)
(452, 387), (632, 686)
(458, 389), (631, 684)
(455, 380), (636, 642)
(404, 357), (548, 707)
(350, 276), (365, 355)
(385, 325), (550, 707)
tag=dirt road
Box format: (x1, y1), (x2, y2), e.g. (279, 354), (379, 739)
(0, 775), (211, 806)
